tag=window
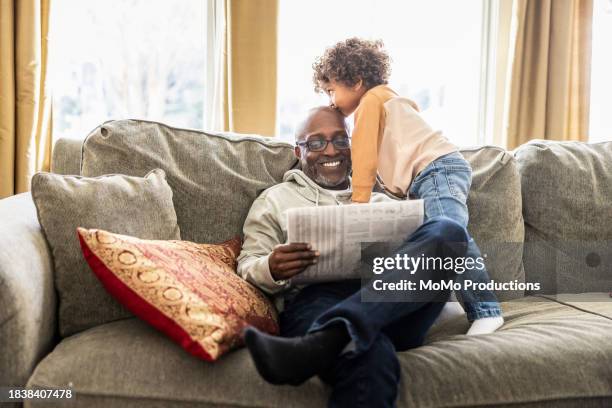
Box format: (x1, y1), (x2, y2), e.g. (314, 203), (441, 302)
(277, 0), (487, 146)
(589, 0), (612, 142)
(50, 0), (206, 139)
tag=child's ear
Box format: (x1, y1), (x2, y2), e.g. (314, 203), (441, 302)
(354, 79), (364, 91)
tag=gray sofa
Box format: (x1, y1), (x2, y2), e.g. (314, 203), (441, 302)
(1, 120), (611, 407)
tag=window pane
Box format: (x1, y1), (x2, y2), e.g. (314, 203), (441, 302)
(278, 0), (484, 146)
(589, 0), (612, 143)
(50, 0), (206, 139)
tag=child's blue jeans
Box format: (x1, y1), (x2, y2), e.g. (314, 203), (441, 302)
(408, 151), (503, 321)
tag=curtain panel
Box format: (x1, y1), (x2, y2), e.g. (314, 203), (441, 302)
(207, 0), (278, 136)
(0, 0), (53, 198)
(505, 0), (594, 149)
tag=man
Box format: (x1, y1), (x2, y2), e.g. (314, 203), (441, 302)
(237, 106), (468, 408)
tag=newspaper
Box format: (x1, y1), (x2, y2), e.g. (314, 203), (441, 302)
(286, 200), (424, 284)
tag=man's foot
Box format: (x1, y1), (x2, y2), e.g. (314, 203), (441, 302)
(466, 316), (504, 335)
(243, 325), (349, 385)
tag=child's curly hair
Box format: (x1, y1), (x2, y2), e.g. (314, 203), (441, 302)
(312, 37), (391, 93)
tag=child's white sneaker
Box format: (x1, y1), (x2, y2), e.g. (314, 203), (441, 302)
(466, 316), (504, 335)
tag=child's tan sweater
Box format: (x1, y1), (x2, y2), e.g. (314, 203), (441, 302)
(351, 84), (458, 203)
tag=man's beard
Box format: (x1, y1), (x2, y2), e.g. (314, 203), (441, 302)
(301, 156), (351, 189)
(312, 172), (348, 189)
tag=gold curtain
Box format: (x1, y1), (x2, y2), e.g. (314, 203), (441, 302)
(223, 0), (278, 136)
(0, 0), (53, 198)
(505, 0), (593, 149)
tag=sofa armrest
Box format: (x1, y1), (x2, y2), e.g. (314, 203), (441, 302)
(0, 193), (57, 387)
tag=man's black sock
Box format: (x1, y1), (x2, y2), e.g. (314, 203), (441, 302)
(243, 325), (350, 386)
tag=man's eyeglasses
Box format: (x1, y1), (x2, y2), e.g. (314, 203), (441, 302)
(296, 136), (351, 152)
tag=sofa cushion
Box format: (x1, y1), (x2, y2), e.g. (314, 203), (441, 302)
(31, 169), (181, 337)
(80, 120), (298, 244)
(26, 297), (612, 407)
(460, 147), (525, 300)
(418, 296), (612, 408)
(26, 318), (329, 408)
(78, 229), (279, 361)
(514, 140), (612, 295)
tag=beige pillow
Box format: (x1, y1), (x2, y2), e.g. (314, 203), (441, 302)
(31, 169), (181, 337)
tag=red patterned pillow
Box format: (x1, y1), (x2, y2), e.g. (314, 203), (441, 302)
(77, 228), (279, 361)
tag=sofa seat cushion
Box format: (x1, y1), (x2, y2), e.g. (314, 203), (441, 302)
(26, 297), (612, 408)
(26, 318), (329, 408)
(418, 296), (612, 407)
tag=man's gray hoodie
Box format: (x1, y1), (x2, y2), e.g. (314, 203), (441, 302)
(237, 169), (392, 303)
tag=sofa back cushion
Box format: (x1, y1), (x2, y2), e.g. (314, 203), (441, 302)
(80, 122), (524, 299)
(461, 147), (525, 300)
(51, 138), (82, 175)
(514, 140), (612, 295)
(81, 120), (298, 244)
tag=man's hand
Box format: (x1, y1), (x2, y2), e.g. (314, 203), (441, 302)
(269, 243), (319, 281)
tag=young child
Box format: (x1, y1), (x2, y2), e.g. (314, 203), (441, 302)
(312, 37), (504, 335)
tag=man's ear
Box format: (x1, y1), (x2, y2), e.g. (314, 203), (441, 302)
(294, 145), (301, 158)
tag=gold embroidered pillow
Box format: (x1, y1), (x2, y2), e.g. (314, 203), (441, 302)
(77, 228), (279, 361)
